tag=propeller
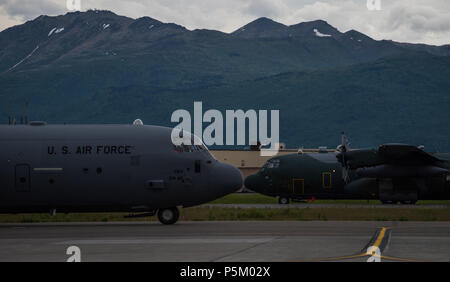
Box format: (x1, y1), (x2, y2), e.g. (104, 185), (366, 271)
(337, 132), (351, 182)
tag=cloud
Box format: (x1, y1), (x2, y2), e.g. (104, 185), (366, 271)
(380, 3), (450, 44)
(278, 0), (450, 45)
(0, 7), (21, 30)
(244, 0), (289, 19)
(0, 0), (65, 31)
(0, 0), (64, 18)
(0, 0), (449, 45)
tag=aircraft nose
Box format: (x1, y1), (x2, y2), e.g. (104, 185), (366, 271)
(215, 163), (243, 194)
(244, 174), (261, 192)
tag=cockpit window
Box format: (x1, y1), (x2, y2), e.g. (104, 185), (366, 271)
(173, 132), (209, 153)
(174, 144), (208, 152)
(260, 158), (280, 172)
(174, 144), (205, 152)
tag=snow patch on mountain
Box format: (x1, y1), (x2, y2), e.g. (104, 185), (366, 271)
(313, 28), (331, 37)
(48, 28), (56, 37)
(7, 45), (40, 72)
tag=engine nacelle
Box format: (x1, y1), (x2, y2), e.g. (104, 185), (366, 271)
(356, 165), (449, 178)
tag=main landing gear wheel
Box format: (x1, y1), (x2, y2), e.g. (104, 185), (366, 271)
(381, 200), (397, 204)
(278, 197), (290, 204)
(401, 200), (417, 205)
(157, 207), (179, 225)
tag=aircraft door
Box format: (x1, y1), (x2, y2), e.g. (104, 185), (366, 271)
(322, 172), (333, 190)
(15, 164), (30, 192)
(193, 159), (207, 188)
(195, 160), (201, 174)
(292, 179), (304, 195)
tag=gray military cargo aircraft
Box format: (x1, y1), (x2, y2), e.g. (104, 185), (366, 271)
(245, 133), (450, 204)
(0, 121), (243, 224)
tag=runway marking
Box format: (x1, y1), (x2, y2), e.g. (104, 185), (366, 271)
(374, 227), (389, 248)
(377, 255), (423, 262)
(287, 227), (425, 262)
(211, 236), (280, 262)
(55, 238), (275, 245)
(362, 227), (391, 255)
(294, 253), (367, 262)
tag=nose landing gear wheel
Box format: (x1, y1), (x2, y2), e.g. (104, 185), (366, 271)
(278, 197), (290, 204)
(157, 207), (179, 225)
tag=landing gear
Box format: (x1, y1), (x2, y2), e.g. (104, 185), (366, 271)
(401, 200), (417, 205)
(381, 199), (417, 205)
(278, 197), (290, 204)
(381, 200), (397, 204)
(157, 207), (179, 225)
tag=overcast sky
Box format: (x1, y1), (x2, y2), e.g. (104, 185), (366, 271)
(1, 0), (449, 45)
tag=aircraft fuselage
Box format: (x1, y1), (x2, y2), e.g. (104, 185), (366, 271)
(0, 124), (242, 215)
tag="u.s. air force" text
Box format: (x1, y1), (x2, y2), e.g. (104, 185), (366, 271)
(47, 145), (133, 155)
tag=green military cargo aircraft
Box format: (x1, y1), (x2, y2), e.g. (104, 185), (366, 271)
(245, 134), (450, 204)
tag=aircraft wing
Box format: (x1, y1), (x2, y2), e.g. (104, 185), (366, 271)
(378, 144), (441, 164)
(353, 144), (449, 178)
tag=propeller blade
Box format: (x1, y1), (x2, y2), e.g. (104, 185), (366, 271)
(338, 132), (351, 182)
(342, 165), (347, 181)
(341, 132), (350, 152)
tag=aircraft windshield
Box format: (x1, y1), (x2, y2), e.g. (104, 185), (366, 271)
(173, 131), (209, 153)
(174, 144), (208, 153)
(260, 159), (280, 172)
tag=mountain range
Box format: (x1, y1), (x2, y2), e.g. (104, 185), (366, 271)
(0, 10), (449, 150)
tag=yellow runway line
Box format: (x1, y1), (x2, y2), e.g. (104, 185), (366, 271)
(372, 227), (390, 249)
(379, 255), (424, 262)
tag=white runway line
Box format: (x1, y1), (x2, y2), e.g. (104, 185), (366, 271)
(55, 237), (275, 245)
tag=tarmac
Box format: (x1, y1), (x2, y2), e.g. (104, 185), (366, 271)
(204, 203), (450, 209)
(0, 221), (449, 262)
